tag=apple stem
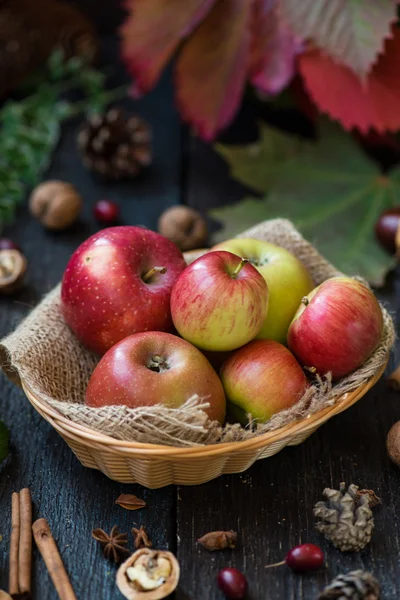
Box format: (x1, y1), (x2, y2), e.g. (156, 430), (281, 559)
(264, 560), (286, 569)
(301, 296), (310, 306)
(142, 266), (167, 282)
(231, 257), (249, 278)
(147, 355), (170, 372)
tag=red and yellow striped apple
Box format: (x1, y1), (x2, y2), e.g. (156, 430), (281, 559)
(170, 251), (268, 351)
(212, 238), (313, 343)
(61, 226), (186, 355)
(86, 331), (226, 424)
(220, 339), (308, 424)
(287, 277), (383, 380)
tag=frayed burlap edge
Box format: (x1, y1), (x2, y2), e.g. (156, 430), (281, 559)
(0, 219), (395, 447)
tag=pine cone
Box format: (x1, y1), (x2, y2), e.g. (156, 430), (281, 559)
(314, 483), (374, 551)
(319, 570), (380, 599)
(78, 108), (152, 180)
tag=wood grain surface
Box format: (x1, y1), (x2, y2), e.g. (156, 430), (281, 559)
(1, 33), (400, 600)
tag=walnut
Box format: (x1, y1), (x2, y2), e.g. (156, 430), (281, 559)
(387, 421), (400, 466)
(158, 206), (208, 251)
(29, 180), (82, 230)
(116, 548), (180, 600)
(0, 250), (27, 294)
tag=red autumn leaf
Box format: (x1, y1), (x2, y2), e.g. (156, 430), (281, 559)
(298, 28), (400, 133)
(121, 0), (300, 140)
(250, 1), (302, 96)
(121, 0), (215, 94)
(175, 0), (252, 141)
(281, 0), (398, 78)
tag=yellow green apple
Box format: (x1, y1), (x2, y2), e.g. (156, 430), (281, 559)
(212, 238), (314, 343)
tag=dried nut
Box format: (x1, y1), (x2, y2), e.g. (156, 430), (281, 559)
(117, 548), (180, 600)
(0, 249), (27, 294)
(29, 180), (82, 230)
(387, 421), (400, 466)
(158, 206), (208, 251)
(375, 207), (400, 255)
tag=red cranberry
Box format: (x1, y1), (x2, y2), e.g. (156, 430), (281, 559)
(217, 568), (247, 599)
(375, 207), (400, 254)
(0, 238), (20, 251)
(285, 543), (324, 572)
(93, 200), (119, 223)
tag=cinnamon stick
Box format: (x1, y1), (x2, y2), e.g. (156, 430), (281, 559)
(32, 518), (77, 600)
(18, 488), (32, 594)
(9, 492), (20, 596)
(388, 365), (400, 390)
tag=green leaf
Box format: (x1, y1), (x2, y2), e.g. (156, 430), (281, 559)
(0, 421), (9, 463)
(211, 120), (400, 286)
(215, 123), (311, 193)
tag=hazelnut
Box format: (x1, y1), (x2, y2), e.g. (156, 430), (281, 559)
(0, 249), (27, 294)
(29, 180), (82, 230)
(375, 207), (400, 255)
(387, 421), (400, 466)
(116, 548), (180, 600)
(158, 206), (208, 251)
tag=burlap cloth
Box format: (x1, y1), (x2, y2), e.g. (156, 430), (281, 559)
(0, 219), (395, 447)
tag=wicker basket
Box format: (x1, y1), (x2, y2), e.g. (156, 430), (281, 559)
(21, 363), (387, 489)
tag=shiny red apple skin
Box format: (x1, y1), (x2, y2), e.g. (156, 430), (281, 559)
(61, 226), (186, 355)
(287, 277), (383, 380)
(85, 331), (226, 423)
(220, 339), (308, 424)
(171, 251), (268, 352)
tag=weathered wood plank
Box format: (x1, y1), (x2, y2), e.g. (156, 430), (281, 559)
(0, 36), (182, 599)
(180, 130), (400, 599)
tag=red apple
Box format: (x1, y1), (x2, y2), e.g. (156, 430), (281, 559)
(86, 331), (226, 423)
(220, 339), (308, 424)
(170, 251), (268, 351)
(61, 226), (186, 354)
(287, 277), (383, 380)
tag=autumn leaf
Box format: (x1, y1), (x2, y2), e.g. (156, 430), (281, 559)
(281, 0), (398, 77)
(211, 120), (400, 286)
(121, 0), (300, 140)
(175, 0), (252, 141)
(216, 123), (311, 193)
(121, 0), (215, 94)
(298, 27), (400, 133)
(249, 0), (302, 96)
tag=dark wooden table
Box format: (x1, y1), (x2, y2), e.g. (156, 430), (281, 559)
(1, 30), (400, 600)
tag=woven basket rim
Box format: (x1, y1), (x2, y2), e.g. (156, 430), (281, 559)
(21, 358), (387, 458)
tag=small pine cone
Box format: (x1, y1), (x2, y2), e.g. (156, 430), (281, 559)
(314, 483), (374, 552)
(319, 570), (380, 599)
(77, 108), (152, 180)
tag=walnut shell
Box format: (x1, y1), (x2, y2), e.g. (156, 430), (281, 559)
(387, 421), (400, 466)
(0, 249), (27, 294)
(29, 180), (82, 230)
(158, 206), (208, 251)
(116, 548), (180, 600)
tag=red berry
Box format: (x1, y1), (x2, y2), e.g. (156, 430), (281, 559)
(93, 200), (119, 223)
(217, 568), (247, 599)
(0, 238), (20, 251)
(285, 543), (324, 572)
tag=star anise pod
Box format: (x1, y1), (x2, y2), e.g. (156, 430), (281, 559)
(132, 525), (152, 549)
(92, 526), (130, 563)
